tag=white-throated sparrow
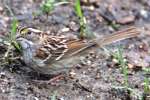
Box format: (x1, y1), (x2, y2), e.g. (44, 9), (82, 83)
(16, 26), (140, 74)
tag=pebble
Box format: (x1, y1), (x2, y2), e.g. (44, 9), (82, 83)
(95, 72), (101, 79)
(60, 27), (70, 32)
(112, 58), (118, 64)
(69, 21), (79, 31)
(0, 6), (3, 12)
(140, 9), (148, 19)
(69, 69), (76, 78)
(117, 15), (135, 24)
(89, 6), (95, 11)
(127, 63), (134, 69)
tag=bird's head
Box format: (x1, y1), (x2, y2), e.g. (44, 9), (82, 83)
(16, 26), (42, 42)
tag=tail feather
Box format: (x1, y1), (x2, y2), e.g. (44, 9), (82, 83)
(69, 26), (140, 56)
(96, 26), (140, 46)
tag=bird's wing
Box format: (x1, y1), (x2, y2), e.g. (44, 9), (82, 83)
(33, 33), (95, 63)
(33, 35), (69, 63)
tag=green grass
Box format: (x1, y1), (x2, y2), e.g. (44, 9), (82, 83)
(4, 0), (18, 44)
(41, 0), (55, 15)
(143, 77), (150, 94)
(112, 46), (129, 87)
(10, 18), (21, 51)
(50, 91), (57, 100)
(41, 0), (93, 38)
(142, 67), (150, 73)
(74, 0), (83, 18)
(142, 68), (150, 94)
(3, 17), (21, 62)
(113, 49), (150, 98)
(74, 0), (93, 38)
(109, 22), (121, 30)
(2, 2), (21, 60)
(41, 0), (69, 15)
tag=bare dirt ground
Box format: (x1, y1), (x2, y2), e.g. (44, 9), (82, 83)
(0, 0), (150, 100)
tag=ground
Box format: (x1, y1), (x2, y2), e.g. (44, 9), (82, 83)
(0, 0), (150, 100)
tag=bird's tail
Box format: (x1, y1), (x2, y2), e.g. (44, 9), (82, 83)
(68, 26), (140, 56)
(96, 26), (140, 46)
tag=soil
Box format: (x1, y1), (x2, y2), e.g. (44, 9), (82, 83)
(0, 0), (150, 100)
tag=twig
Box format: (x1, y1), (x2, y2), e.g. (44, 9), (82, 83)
(73, 81), (92, 93)
(3, 45), (13, 60)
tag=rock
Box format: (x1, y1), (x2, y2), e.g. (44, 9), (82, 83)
(117, 15), (135, 24)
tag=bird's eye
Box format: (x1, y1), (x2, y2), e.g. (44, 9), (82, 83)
(27, 31), (31, 35)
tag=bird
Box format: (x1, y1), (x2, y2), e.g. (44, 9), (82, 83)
(16, 26), (140, 75)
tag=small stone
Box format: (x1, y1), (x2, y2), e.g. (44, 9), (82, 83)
(0, 6), (3, 12)
(83, 0), (88, 3)
(117, 15), (135, 24)
(112, 58), (118, 64)
(88, 67), (92, 72)
(60, 27), (70, 32)
(95, 72), (101, 79)
(128, 63), (134, 69)
(89, 6), (95, 11)
(140, 9), (148, 19)
(0, 72), (6, 79)
(59, 97), (65, 100)
(69, 21), (79, 31)
(33, 97), (39, 100)
(138, 43), (148, 52)
(87, 60), (92, 65)
(90, 0), (97, 3)
(75, 64), (82, 69)
(139, 45), (143, 49)
(69, 69), (76, 78)
(3, 17), (10, 22)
